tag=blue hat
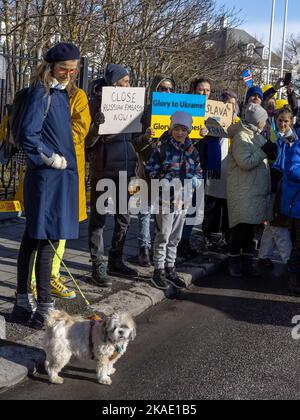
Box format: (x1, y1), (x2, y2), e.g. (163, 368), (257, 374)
(105, 64), (129, 86)
(44, 43), (80, 63)
(246, 86), (263, 103)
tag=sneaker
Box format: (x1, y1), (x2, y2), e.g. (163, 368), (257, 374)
(50, 276), (76, 299)
(259, 258), (274, 268)
(91, 262), (112, 287)
(107, 259), (138, 279)
(165, 267), (187, 289)
(151, 269), (170, 290)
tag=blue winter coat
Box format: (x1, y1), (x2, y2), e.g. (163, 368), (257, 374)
(281, 141), (300, 219)
(20, 83), (79, 240)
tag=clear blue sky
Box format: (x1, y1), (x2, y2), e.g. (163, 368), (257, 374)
(216, 0), (300, 50)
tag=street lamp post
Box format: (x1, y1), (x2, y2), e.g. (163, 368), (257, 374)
(280, 0), (289, 98)
(267, 0), (276, 85)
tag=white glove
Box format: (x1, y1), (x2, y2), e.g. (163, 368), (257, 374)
(41, 153), (67, 170)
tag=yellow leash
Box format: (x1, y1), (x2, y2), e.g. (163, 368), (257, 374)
(48, 240), (90, 307)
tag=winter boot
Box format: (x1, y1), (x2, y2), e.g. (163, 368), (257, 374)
(241, 254), (261, 277)
(165, 267), (187, 289)
(177, 239), (199, 259)
(10, 293), (37, 324)
(107, 258), (138, 279)
(138, 247), (151, 267)
(228, 255), (243, 278)
(30, 301), (55, 330)
(288, 272), (300, 295)
(91, 262), (112, 288)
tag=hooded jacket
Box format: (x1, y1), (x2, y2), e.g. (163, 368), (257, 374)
(226, 121), (272, 228)
(86, 77), (137, 180)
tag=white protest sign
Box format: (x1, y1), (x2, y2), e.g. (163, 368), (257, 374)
(99, 87), (145, 135)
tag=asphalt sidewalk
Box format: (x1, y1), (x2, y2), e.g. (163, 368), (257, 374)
(0, 215), (225, 391)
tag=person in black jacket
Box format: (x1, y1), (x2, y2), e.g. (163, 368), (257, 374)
(86, 64), (138, 287)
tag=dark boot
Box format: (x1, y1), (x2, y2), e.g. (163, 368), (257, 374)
(10, 293), (37, 324)
(177, 239), (199, 259)
(108, 258), (138, 279)
(91, 261), (112, 288)
(241, 254), (261, 277)
(138, 247), (151, 267)
(165, 267), (187, 289)
(288, 272), (300, 295)
(228, 255), (243, 278)
(30, 301), (55, 330)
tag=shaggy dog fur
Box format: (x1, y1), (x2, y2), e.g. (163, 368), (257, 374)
(44, 310), (136, 385)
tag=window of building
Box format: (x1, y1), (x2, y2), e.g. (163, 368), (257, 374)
(246, 43), (255, 58)
(263, 47), (270, 60)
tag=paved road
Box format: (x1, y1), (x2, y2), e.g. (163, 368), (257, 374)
(2, 266), (300, 400)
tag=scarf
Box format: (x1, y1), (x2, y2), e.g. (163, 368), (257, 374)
(273, 127), (298, 173)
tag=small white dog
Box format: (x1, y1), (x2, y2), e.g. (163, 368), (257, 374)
(44, 310), (136, 385)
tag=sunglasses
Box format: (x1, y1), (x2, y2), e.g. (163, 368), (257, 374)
(56, 67), (78, 75)
(158, 87), (175, 93)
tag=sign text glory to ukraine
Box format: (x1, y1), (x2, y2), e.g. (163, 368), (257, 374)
(151, 92), (207, 139)
(99, 87), (145, 135)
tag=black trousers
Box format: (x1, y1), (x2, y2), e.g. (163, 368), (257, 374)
(89, 178), (130, 263)
(288, 219), (300, 273)
(229, 223), (255, 255)
(202, 195), (229, 241)
(17, 228), (59, 303)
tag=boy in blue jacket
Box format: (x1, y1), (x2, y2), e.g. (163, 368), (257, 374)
(146, 111), (203, 290)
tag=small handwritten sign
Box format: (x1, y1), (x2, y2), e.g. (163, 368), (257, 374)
(205, 100), (234, 138)
(99, 87), (146, 135)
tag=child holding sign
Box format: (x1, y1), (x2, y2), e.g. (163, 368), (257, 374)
(146, 111), (203, 291)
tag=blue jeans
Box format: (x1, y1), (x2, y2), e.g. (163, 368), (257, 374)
(138, 211), (152, 249)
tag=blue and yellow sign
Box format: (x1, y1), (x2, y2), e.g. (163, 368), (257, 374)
(151, 92), (207, 139)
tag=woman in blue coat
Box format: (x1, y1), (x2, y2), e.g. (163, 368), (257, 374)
(11, 43), (80, 328)
(281, 139), (300, 294)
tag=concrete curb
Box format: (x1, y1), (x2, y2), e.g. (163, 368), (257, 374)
(0, 256), (223, 392)
(0, 316), (5, 340)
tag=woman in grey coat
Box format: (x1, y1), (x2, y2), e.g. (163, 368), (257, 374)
(227, 104), (272, 278)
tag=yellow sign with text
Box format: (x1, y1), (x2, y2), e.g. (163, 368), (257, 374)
(151, 115), (206, 139)
(0, 201), (22, 212)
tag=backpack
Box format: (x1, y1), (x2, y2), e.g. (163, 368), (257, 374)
(0, 87), (51, 165)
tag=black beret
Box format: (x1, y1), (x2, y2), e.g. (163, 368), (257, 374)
(44, 42), (80, 63)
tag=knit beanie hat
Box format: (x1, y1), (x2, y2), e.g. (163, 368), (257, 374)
(244, 103), (268, 128)
(44, 43), (80, 63)
(170, 111), (193, 133)
(105, 64), (129, 86)
(246, 86), (263, 103)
